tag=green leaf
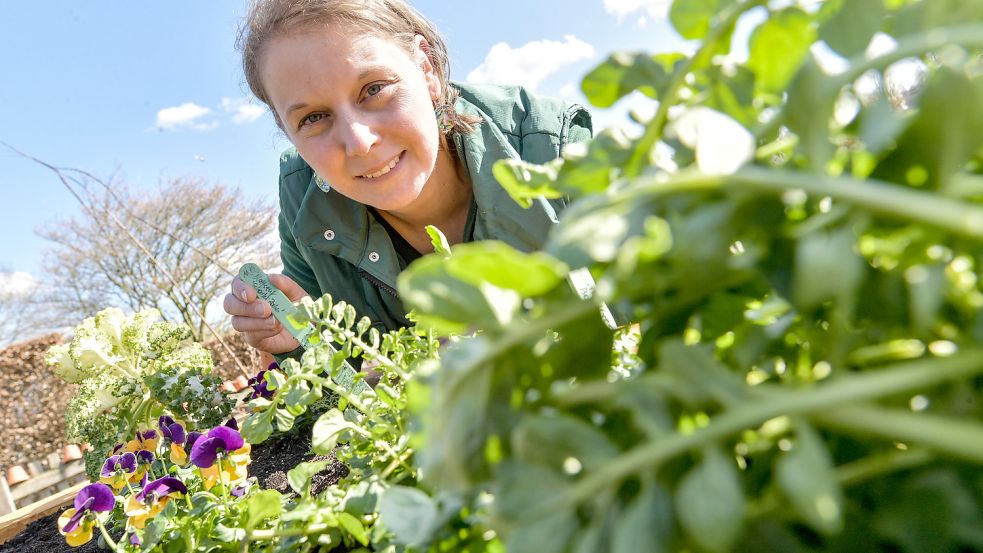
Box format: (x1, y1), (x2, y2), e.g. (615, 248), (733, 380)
(700, 65), (758, 127)
(444, 241), (567, 296)
(506, 510), (578, 553)
(492, 158), (562, 208)
(512, 413), (620, 473)
(337, 512), (369, 546)
(581, 52), (683, 107)
(312, 408), (361, 454)
(379, 485), (439, 546)
(399, 249), (526, 334)
(556, 128), (633, 196)
(611, 482), (674, 553)
(675, 446), (745, 553)
(793, 224), (865, 313)
(857, 86), (911, 156)
(244, 489), (283, 531)
(775, 423), (844, 535)
(872, 66), (983, 191)
(240, 410), (274, 444)
(748, 8), (817, 94)
(213, 524), (247, 542)
(274, 407), (296, 432)
(287, 460), (330, 497)
(545, 195), (654, 268)
(819, 0), (885, 57)
(426, 225), (452, 258)
(670, 0), (729, 40)
(785, 56), (836, 171)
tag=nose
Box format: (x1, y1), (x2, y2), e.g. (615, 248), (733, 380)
(338, 117), (378, 157)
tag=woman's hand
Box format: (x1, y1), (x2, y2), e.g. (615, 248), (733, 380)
(224, 273), (308, 355)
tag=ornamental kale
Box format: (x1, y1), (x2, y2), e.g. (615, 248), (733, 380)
(46, 307), (235, 478)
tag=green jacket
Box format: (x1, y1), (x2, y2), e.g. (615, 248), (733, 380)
(276, 82), (592, 336)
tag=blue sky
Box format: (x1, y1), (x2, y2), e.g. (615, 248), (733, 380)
(0, 0), (691, 297)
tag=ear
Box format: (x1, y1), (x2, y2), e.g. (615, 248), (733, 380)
(413, 35), (441, 103)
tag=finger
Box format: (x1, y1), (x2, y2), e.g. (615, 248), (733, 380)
(268, 273), (310, 302)
(231, 314), (280, 334)
(230, 276), (256, 303)
(224, 294), (273, 319)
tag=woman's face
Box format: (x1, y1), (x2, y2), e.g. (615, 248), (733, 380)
(260, 24), (442, 212)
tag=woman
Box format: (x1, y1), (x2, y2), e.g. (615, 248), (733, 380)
(224, 0), (592, 358)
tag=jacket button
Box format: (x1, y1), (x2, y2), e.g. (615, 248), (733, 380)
(323, 229), (335, 240)
(368, 251), (380, 262)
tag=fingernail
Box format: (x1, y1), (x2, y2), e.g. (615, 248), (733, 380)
(238, 288), (248, 302)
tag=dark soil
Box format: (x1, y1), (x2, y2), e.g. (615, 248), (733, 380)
(0, 428), (347, 552)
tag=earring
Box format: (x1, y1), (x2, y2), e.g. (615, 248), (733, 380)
(314, 173), (330, 193)
(434, 102), (454, 134)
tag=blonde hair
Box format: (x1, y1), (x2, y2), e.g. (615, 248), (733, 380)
(237, 0), (477, 134)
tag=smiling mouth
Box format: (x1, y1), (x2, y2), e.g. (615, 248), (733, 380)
(358, 152), (403, 179)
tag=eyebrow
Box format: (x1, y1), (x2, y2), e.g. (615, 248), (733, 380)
(282, 66), (392, 117)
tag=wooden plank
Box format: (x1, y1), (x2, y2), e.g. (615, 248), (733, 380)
(0, 479), (14, 517)
(10, 461), (85, 501)
(46, 452), (61, 470)
(0, 482), (85, 545)
(26, 462), (43, 478)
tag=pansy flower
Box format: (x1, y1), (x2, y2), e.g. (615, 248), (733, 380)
(248, 363), (280, 399)
(159, 416), (189, 465)
(190, 425), (251, 490)
(126, 429), (158, 454)
(57, 483), (115, 546)
(125, 476), (187, 529)
(100, 452), (138, 491)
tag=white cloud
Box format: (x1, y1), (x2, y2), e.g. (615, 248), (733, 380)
(467, 35), (595, 91)
(0, 271), (38, 299)
(155, 102), (217, 132)
(221, 97), (266, 124)
(603, 0), (671, 22)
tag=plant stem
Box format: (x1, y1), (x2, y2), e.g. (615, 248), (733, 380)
(814, 405), (983, 463)
(617, 167), (983, 239)
(531, 351), (983, 519)
(94, 517), (121, 551)
(215, 457), (232, 513)
(248, 522), (330, 541)
(625, 0), (768, 177)
(321, 319), (410, 381)
(746, 447), (934, 518)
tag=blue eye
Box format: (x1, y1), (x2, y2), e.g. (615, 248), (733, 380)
(366, 83), (385, 97)
(300, 113), (326, 127)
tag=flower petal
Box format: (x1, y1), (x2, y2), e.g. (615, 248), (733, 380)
(186, 431), (203, 451)
(190, 437), (220, 468)
(101, 455), (121, 478)
(75, 483), (115, 512)
(208, 425), (244, 451)
(120, 452), (137, 473)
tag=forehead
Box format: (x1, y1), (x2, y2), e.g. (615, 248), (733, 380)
(264, 25), (412, 79)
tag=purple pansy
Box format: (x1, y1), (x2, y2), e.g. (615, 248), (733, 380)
(185, 431), (203, 452)
(135, 476), (187, 504)
(225, 417), (239, 431)
(61, 483), (115, 533)
(158, 416), (187, 445)
(130, 533), (142, 546)
(248, 365), (278, 400)
(135, 450), (155, 465)
(189, 425), (244, 468)
(101, 452), (137, 477)
(230, 485), (247, 498)
(138, 429), (157, 441)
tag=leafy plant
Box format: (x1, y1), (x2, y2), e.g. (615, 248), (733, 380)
(47, 307), (234, 478)
(397, 0), (983, 551)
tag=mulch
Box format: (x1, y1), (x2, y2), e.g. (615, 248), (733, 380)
(0, 428), (347, 552)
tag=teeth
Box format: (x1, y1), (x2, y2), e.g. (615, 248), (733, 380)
(360, 154), (400, 179)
